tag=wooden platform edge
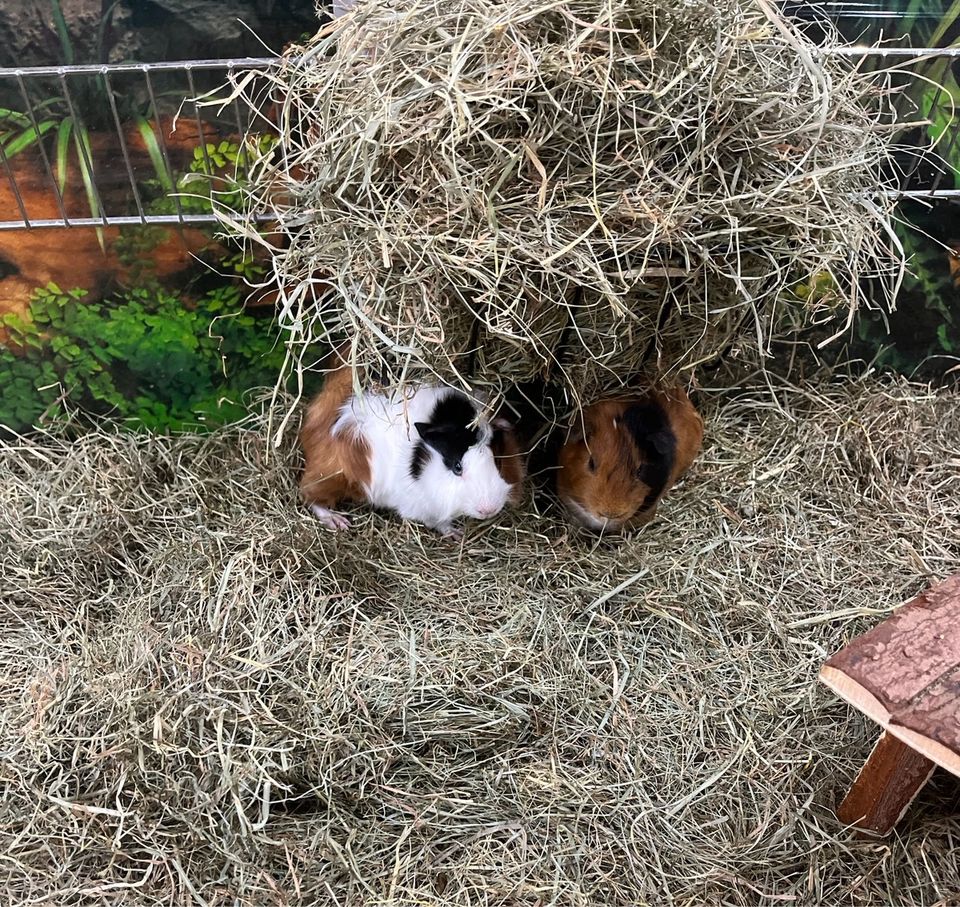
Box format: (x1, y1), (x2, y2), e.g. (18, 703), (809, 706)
(819, 664), (892, 728)
(885, 723), (960, 781)
(820, 665), (960, 780)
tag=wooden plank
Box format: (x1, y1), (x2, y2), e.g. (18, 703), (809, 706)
(819, 665), (960, 779)
(887, 663), (960, 778)
(822, 575), (960, 719)
(837, 731), (936, 836)
(820, 663), (891, 728)
(822, 575), (960, 835)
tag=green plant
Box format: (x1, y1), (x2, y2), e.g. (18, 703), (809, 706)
(112, 224), (174, 283)
(221, 249), (267, 282)
(1, 104), (184, 256)
(0, 101), (107, 248)
(852, 217), (960, 375)
(814, 5), (960, 378)
(0, 106), (58, 157)
(122, 133), (276, 282)
(144, 134), (278, 218)
(0, 2), (186, 248)
(0, 3), (135, 245)
(835, 0), (960, 178)
(1, 282), (290, 435)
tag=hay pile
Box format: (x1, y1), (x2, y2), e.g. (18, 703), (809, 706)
(2, 376), (959, 904)
(232, 0), (902, 404)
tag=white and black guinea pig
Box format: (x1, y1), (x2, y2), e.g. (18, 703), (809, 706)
(556, 386), (703, 532)
(300, 356), (524, 537)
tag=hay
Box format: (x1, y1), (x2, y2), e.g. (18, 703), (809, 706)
(2, 375), (959, 904)
(228, 0), (903, 409)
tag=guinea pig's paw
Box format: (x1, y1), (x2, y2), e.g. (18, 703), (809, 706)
(309, 504), (351, 531)
(437, 523), (463, 541)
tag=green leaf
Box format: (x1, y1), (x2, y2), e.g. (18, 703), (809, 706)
(0, 108), (31, 128)
(55, 117), (73, 194)
(134, 115), (174, 193)
(937, 323), (955, 352)
(72, 122), (105, 252)
(3, 120), (56, 158)
(929, 0), (960, 48)
(50, 0), (75, 65)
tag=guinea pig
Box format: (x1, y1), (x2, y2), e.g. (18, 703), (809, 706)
(555, 386), (704, 532)
(300, 357), (524, 537)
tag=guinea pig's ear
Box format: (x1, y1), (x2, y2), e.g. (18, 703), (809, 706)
(416, 421), (457, 451)
(414, 421), (437, 442)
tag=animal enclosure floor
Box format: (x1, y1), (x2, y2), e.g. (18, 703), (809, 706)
(2, 377), (959, 905)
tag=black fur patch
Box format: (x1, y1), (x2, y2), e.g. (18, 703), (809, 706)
(490, 425), (508, 463)
(413, 393), (481, 474)
(409, 441), (429, 479)
(621, 401), (676, 511)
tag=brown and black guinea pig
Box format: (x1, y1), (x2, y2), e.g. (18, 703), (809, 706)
(555, 386), (704, 532)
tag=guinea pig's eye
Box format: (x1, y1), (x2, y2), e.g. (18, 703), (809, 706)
(588, 457), (596, 473)
(452, 462), (463, 476)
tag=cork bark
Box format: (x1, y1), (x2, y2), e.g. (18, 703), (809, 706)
(836, 731), (935, 836)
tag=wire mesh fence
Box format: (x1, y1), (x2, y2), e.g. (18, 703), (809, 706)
(1, 41), (960, 234)
(824, 45), (960, 198)
(0, 58), (276, 231)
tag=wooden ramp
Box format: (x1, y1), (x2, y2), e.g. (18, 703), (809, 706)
(820, 574), (960, 835)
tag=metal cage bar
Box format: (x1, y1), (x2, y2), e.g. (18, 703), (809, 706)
(13, 72), (69, 223)
(2, 45), (960, 235)
(102, 69), (147, 224)
(57, 69), (108, 228)
(0, 58), (278, 232)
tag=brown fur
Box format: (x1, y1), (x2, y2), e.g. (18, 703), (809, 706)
(556, 386), (704, 530)
(299, 359), (371, 509)
(491, 420), (526, 504)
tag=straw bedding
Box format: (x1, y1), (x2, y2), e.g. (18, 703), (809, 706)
(233, 0), (902, 405)
(2, 374), (959, 904)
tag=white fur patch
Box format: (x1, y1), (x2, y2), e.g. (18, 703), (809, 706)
(563, 497), (622, 532)
(344, 385), (511, 532)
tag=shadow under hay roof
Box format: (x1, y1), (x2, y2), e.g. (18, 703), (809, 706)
(229, 0), (904, 418)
